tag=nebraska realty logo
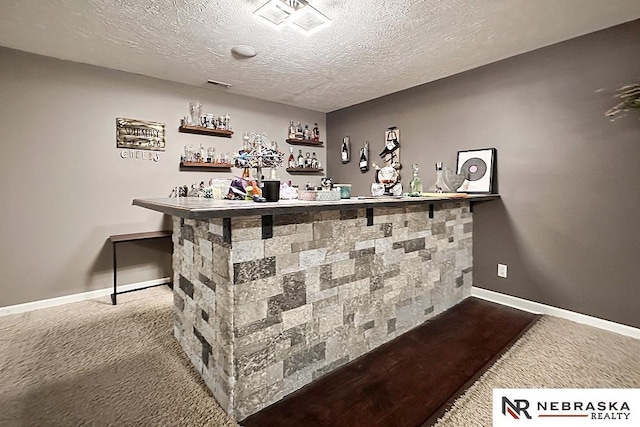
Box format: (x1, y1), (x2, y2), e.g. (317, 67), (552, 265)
(493, 389), (640, 426)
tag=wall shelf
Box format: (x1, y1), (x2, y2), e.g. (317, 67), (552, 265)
(286, 138), (324, 147)
(179, 125), (233, 138)
(180, 162), (233, 171)
(286, 167), (324, 174)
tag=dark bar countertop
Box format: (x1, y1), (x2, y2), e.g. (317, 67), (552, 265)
(133, 194), (499, 219)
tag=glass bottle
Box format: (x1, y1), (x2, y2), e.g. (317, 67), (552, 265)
(341, 136), (350, 164)
(409, 164), (423, 196)
(428, 162), (451, 193)
(242, 133), (250, 152)
(295, 121), (303, 139)
(311, 152), (318, 169)
(359, 141), (369, 172)
(305, 151), (312, 168)
(303, 125), (311, 140)
(313, 123), (320, 141)
(288, 147), (296, 168)
(288, 120), (296, 139)
(297, 149), (304, 168)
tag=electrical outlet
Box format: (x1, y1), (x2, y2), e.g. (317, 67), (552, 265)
(498, 263), (507, 278)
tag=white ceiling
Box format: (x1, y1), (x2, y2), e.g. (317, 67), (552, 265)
(1, 0), (639, 112)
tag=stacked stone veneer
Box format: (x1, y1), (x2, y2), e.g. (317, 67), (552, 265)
(172, 202), (473, 420)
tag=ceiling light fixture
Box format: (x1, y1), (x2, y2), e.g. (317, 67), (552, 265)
(231, 45), (258, 58)
(253, 0), (331, 34)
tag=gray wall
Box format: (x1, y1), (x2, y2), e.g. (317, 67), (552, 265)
(0, 47), (325, 307)
(327, 20), (640, 328)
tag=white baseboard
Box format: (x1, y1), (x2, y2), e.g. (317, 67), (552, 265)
(472, 287), (640, 340)
(0, 277), (172, 317)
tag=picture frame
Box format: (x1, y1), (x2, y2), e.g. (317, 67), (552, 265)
(456, 148), (496, 193)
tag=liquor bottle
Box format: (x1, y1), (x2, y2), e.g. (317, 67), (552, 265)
(409, 164), (423, 195)
(312, 123), (319, 141)
(295, 121), (303, 139)
(341, 136), (350, 164)
(303, 125), (311, 140)
(428, 162), (451, 193)
(297, 149), (304, 168)
(288, 120), (296, 139)
(359, 141), (369, 172)
(288, 147), (296, 168)
(379, 127), (400, 157)
(311, 152), (318, 169)
(305, 152), (312, 168)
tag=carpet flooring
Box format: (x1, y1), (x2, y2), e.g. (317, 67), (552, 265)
(1, 287), (638, 426)
(0, 287), (235, 427)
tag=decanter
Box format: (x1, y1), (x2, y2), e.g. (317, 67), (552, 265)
(428, 162), (451, 193)
(409, 164), (423, 196)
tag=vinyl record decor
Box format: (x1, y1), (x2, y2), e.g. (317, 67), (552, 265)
(456, 148), (496, 193)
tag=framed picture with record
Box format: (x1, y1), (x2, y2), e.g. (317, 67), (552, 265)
(456, 148), (496, 193)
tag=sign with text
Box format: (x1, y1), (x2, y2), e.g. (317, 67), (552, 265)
(116, 117), (165, 151)
(494, 389), (640, 427)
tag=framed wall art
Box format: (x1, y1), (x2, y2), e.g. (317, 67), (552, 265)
(456, 148), (496, 193)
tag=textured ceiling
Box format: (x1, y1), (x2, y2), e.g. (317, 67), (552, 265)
(0, 0), (639, 112)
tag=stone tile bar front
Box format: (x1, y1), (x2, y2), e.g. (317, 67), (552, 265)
(132, 195), (497, 420)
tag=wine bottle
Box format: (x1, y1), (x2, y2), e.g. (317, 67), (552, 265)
(311, 152), (318, 169)
(341, 136), (350, 164)
(305, 152), (312, 168)
(379, 127), (400, 157)
(295, 121), (303, 139)
(303, 125), (311, 140)
(297, 149), (304, 168)
(288, 120), (296, 139)
(359, 141), (369, 172)
(313, 123), (319, 141)
(288, 147), (296, 168)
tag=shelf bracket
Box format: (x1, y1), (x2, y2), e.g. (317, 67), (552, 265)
(366, 208), (374, 226)
(429, 204), (434, 219)
(223, 218), (232, 244)
(262, 215), (273, 240)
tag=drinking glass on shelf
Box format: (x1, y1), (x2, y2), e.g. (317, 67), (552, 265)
(242, 133), (250, 151)
(184, 144), (194, 162)
(189, 102), (202, 126)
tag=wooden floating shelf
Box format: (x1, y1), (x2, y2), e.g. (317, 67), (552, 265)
(180, 162), (233, 171)
(286, 138), (324, 147)
(179, 125), (233, 138)
(286, 167), (324, 174)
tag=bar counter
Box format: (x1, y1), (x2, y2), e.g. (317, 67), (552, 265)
(133, 193), (498, 219)
(133, 194), (498, 420)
